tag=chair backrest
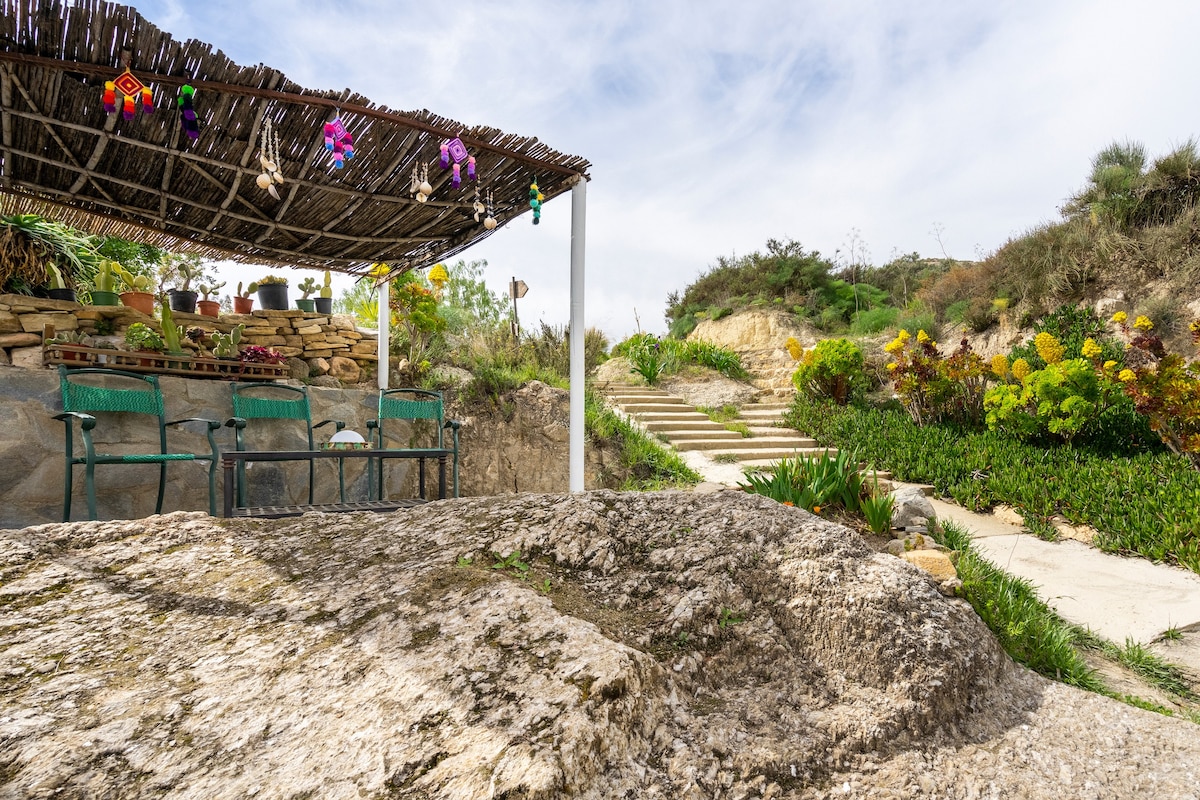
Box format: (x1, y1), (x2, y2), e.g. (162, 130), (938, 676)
(230, 383), (314, 449)
(58, 365), (169, 452)
(375, 388), (445, 448)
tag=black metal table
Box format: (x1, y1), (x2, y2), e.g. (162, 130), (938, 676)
(221, 448), (451, 518)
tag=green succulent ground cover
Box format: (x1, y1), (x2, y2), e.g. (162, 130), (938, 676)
(784, 396), (1200, 574)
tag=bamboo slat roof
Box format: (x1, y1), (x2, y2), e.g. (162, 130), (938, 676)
(0, 0), (591, 276)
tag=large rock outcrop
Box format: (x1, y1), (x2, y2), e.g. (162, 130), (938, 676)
(3, 491), (1198, 798)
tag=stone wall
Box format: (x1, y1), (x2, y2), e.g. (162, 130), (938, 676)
(0, 294), (377, 383)
(0, 367), (614, 528)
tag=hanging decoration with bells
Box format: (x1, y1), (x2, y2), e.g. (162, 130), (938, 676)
(483, 189), (497, 230)
(255, 117), (285, 200)
(439, 136), (477, 190)
(323, 113), (355, 169)
(410, 164), (433, 203)
(103, 66), (154, 120)
(177, 85), (200, 140)
(528, 176), (544, 225)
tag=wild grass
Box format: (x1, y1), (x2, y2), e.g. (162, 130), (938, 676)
(584, 389), (701, 490)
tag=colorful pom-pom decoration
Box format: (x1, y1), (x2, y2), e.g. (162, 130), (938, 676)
(438, 137), (476, 186)
(528, 177), (543, 225)
(177, 85), (200, 140)
(105, 67), (154, 120)
(324, 114), (354, 169)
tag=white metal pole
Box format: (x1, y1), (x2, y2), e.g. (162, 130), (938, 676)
(377, 275), (390, 390)
(569, 177), (587, 492)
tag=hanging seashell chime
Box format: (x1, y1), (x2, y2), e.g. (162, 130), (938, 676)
(410, 163), (433, 203)
(256, 117), (285, 200)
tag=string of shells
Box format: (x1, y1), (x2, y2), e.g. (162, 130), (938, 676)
(256, 117), (285, 200)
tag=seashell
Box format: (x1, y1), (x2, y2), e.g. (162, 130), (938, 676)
(483, 216), (497, 230)
(419, 181), (433, 195)
(272, 170), (284, 185)
(267, 184), (280, 200)
(416, 192), (428, 204)
(259, 153), (270, 170)
(256, 172), (273, 189)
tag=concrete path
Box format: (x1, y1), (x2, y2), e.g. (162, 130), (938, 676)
(929, 497), (1200, 646)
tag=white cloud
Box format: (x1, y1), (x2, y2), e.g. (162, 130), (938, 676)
(136, 0), (1200, 340)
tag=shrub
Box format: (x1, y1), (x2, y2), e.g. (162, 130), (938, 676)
(884, 330), (990, 427)
(850, 306), (900, 335)
(1113, 314), (1200, 469)
(984, 355), (1123, 443)
(791, 338), (865, 405)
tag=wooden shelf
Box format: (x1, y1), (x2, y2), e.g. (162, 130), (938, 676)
(43, 344), (287, 381)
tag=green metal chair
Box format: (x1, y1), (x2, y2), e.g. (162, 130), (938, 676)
(224, 383), (344, 506)
(54, 365), (221, 521)
(366, 388), (461, 499)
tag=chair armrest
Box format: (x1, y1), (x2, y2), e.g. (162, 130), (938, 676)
(53, 411), (97, 431)
(314, 419), (347, 432)
(366, 419), (379, 431)
(443, 419), (462, 431)
(224, 417), (248, 430)
(166, 417), (222, 432)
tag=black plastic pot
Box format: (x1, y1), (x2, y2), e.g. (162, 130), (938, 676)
(47, 288), (77, 302)
(168, 289), (198, 314)
(314, 297), (333, 315)
(256, 283), (289, 311)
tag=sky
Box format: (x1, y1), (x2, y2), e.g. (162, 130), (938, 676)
(133, 0), (1200, 341)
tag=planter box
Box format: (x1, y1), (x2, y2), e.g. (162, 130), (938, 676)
(42, 344), (287, 381)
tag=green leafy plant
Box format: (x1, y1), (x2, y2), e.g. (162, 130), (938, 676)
(740, 450), (864, 514)
(491, 551), (530, 575)
(124, 322), (165, 352)
(623, 332), (669, 384)
(718, 607), (744, 629)
(257, 274), (288, 286)
(791, 337), (865, 405)
(320, 270), (333, 299)
(236, 281), (259, 298)
(860, 479), (895, 535)
(885, 330), (991, 427)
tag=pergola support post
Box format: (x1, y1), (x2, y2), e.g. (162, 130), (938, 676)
(569, 177), (587, 492)
(377, 278), (390, 390)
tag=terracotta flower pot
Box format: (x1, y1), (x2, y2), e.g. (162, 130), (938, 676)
(197, 300), (221, 318)
(233, 296), (254, 314)
(120, 291), (156, 316)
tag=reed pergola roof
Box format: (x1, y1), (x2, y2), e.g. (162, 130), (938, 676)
(0, 0), (591, 277)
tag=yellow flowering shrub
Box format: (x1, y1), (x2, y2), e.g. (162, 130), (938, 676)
(1111, 311), (1127, 324)
(1033, 332), (1065, 365)
(1080, 338), (1102, 359)
(1133, 316), (1154, 331)
(990, 354), (1010, 378)
(1011, 359), (1031, 381)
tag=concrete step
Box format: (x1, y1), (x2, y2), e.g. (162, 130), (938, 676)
(642, 420), (729, 432)
(716, 446), (838, 463)
(634, 411), (713, 422)
(621, 402), (696, 413)
(675, 436), (818, 452)
(660, 431), (746, 443)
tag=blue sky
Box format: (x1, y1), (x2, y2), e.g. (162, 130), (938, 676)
(135, 0), (1200, 341)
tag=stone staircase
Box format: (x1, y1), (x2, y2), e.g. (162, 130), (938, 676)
(597, 383), (836, 470)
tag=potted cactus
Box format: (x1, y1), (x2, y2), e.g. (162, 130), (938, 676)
(90, 259), (122, 306)
(314, 269), (334, 314)
(233, 281), (257, 314)
(114, 264), (156, 315)
(256, 274), (289, 310)
(46, 263), (76, 303)
(209, 323), (244, 359)
(197, 281), (225, 317)
(168, 262), (201, 313)
(295, 276), (318, 312)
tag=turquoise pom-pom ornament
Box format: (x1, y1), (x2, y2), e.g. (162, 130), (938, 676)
(528, 177), (544, 225)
